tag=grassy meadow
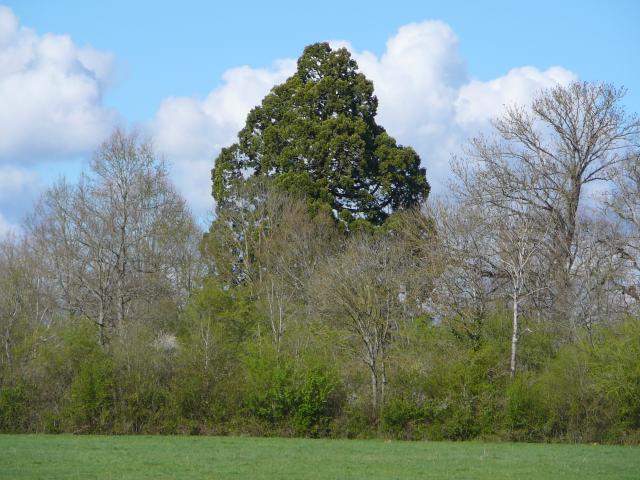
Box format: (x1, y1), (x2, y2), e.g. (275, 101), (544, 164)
(1, 435), (638, 479)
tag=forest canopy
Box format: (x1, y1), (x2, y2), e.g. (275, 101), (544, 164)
(1, 44), (640, 444)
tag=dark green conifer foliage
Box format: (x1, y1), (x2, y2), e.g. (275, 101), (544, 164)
(212, 42), (429, 226)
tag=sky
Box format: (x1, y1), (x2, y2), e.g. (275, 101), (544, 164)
(1, 0), (639, 236)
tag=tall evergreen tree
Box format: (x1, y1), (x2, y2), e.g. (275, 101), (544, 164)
(212, 42), (429, 226)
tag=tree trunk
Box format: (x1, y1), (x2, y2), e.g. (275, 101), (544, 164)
(510, 292), (518, 378)
(98, 300), (107, 347)
(4, 328), (11, 368)
(380, 350), (387, 406)
(369, 361), (378, 411)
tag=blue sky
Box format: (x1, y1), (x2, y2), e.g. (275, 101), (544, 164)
(1, 0), (639, 234)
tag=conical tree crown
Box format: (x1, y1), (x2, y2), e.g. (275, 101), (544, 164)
(212, 42), (429, 226)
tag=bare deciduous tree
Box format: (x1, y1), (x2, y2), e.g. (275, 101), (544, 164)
(456, 82), (640, 334)
(490, 209), (546, 377)
(29, 129), (200, 344)
(425, 200), (501, 342)
(571, 215), (629, 340)
(0, 238), (51, 370)
(313, 234), (419, 411)
(204, 178), (340, 348)
(255, 202), (339, 350)
(607, 152), (640, 307)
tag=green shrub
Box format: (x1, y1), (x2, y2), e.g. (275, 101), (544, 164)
(292, 369), (341, 436)
(381, 398), (430, 439)
(117, 371), (168, 433)
(247, 358), (296, 424)
(0, 381), (31, 431)
(66, 353), (114, 432)
(505, 372), (551, 441)
(243, 347), (342, 435)
(588, 320), (640, 442)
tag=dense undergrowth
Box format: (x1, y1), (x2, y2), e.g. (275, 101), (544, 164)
(2, 294), (639, 444)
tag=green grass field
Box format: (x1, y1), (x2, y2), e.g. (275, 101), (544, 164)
(1, 435), (638, 479)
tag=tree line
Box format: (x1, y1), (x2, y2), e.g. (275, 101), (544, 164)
(1, 43), (639, 443)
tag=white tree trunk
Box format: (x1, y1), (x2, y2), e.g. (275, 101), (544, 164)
(510, 292), (518, 378)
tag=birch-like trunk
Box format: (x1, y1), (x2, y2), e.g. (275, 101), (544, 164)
(510, 291), (518, 378)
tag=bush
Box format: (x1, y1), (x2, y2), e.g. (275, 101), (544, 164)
(66, 352), (114, 432)
(505, 372), (551, 441)
(246, 356), (296, 425)
(117, 370), (168, 433)
(292, 369), (341, 436)
(591, 320), (640, 439)
(244, 347), (342, 436)
(0, 380), (31, 431)
(381, 398), (430, 439)
(519, 320), (640, 443)
(429, 342), (507, 439)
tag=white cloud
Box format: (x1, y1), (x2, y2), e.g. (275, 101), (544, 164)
(152, 21), (577, 217)
(339, 22), (577, 190)
(0, 165), (40, 202)
(455, 66), (577, 127)
(0, 5), (116, 161)
(170, 158), (215, 220)
(335, 21), (467, 140)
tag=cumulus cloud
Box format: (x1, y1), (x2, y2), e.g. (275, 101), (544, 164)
(335, 21), (467, 140)
(455, 66), (577, 127)
(0, 5), (116, 161)
(339, 22), (577, 189)
(151, 20), (576, 217)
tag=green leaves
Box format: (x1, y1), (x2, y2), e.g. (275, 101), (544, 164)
(212, 42), (429, 227)
(244, 350), (341, 436)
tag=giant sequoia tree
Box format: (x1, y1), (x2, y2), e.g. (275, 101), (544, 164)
(212, 42), (429, 226)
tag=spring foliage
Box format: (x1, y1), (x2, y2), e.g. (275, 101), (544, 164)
(1, 60), (640, 444)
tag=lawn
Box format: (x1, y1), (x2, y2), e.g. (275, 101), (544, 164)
(1, 435), (638, 479)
